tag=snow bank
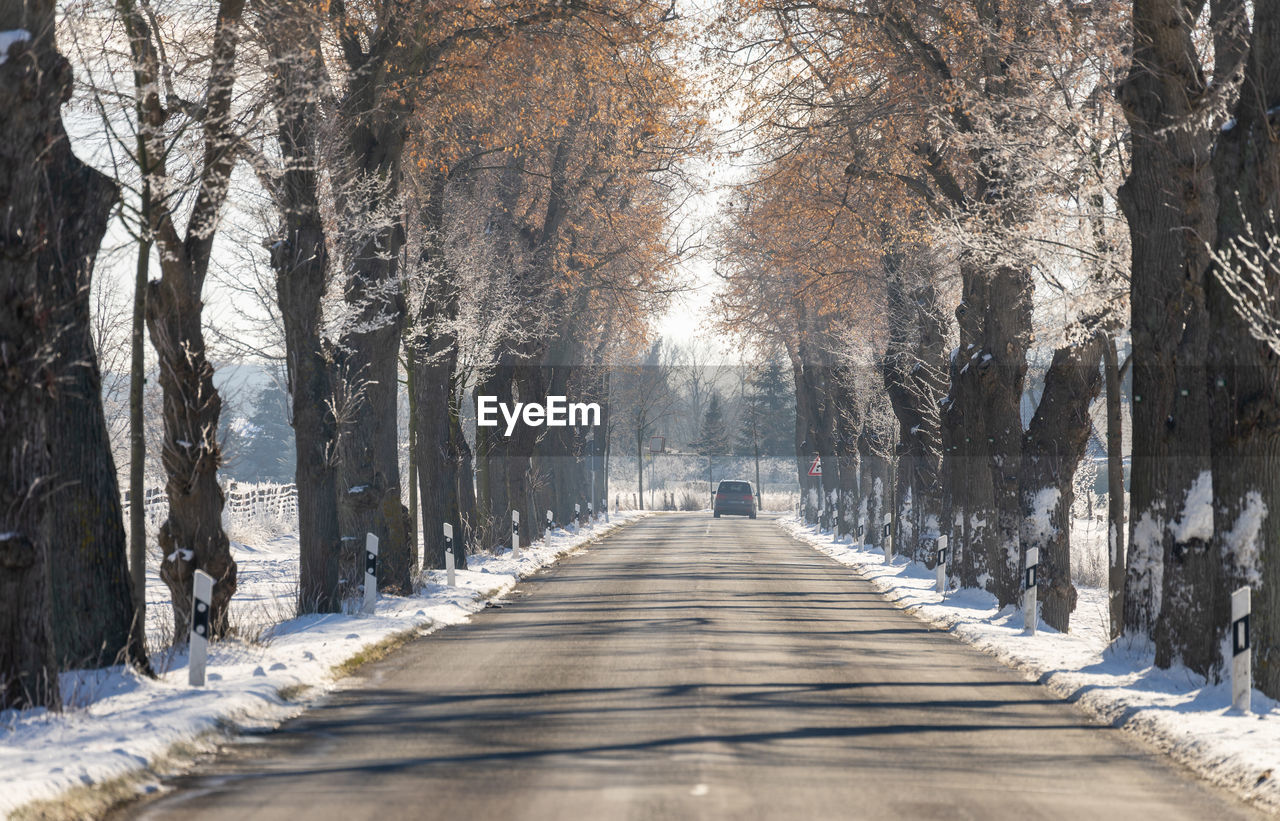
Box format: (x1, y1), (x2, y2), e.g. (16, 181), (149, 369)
(780, 516), (1280, 812)
(0, 512), (647, 819)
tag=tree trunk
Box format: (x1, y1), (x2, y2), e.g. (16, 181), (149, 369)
(273, 228), (340, 615)
(332, 82), (409, 594)
(1207, 1), (1280, 695)
(508, 362), (546, 538)
(452, 373), (478, 547)
(945, 256), (1033, 606)
(334, 266), (407, 592)
(121, 0), (245, 641)
(1117, 0), (1217, 674)
(0, 7), (67, 708)
(883, 256), (949, 561)
(834, 385), (860, 539)
(409, 171), (467, 570)
(147, 278), (236, 638)
(1019, 336), (1105, 633)
(417, 355), (464, 569)
(405, 347), (418, 566)
(1104, 334), (1127, 640)
(129, 188), (150, 641)
(796, 350), (840, 530)
(263, 1), (342, 615)
(791, 358), (818, 523)
(475, 366), (511, 542)
(858, 428), (890, 550)
(43, 101), (143, 670)
(637, 421), (645, 510)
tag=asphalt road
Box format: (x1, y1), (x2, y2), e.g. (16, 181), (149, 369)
(121, 513), (1257, 820)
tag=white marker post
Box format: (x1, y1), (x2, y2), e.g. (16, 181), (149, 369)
(574, 503), (580, 524)
(443, 522), (456, 587)
(936, 535), (948, 595)
(189, 570), (215, 687)
(546, 509), (553, 535)
(588, 501), (594, 521)
(1024, 547), (1039, 634)
(1232, 586), (1251, 713)
(362, 532), (379, 614)
(883, 522), (892, 565)
(512, 509), (520, 560)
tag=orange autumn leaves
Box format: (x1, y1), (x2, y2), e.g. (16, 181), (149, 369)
(399, 8), (706, 345)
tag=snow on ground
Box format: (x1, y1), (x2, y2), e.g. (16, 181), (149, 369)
(0, 511), (647, 819)
(780, 516), (1280, 812)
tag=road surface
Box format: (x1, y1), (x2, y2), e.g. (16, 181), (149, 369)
(120, 513), (1256, 820)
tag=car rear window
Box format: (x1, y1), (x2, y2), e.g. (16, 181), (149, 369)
(718, 481), (751, 494)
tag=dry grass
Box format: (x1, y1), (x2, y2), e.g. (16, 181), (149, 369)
(276, 683), (312, 702)
(328, 627), (423, 680)
(678, 490), (704, 511)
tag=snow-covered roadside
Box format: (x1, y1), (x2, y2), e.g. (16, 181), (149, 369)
(780, 516), (1280, 813)
(1, 511), (647, 819)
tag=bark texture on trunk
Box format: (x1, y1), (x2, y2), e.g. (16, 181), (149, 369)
(1117, 0), (1217, 673)
(330, 47), (413, 595)
(791, 357), (819, 524)
(1104, 335), (1127, 640)
(1207, 0), (1280, 696)
(882, 253), (949, 561)
(0, 5), (66, 708)
(43, 102), (142, 669)
(416, 359), (464, 569)
(941, 254), (1031, 599)
(795, 346), (840, 530)
(128, 212), (150, 639)
(834, 381), (860, 539)
(858, 428), (889, 549)
(475, 366), (512, 540)
(408, 171), (468, 570)
(266, 7), (342, 613)
(147, 281), (237, 638)
(333, 239), (408, 593)
(121, 0), (245, 640)
(1019, 336), (1105, 632)
(961, 259), (1032, 606)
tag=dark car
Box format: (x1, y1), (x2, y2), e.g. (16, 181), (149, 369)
(713, 480), (756, 519)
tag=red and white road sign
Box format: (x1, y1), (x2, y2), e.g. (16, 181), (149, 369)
(808, 456), (822, 477)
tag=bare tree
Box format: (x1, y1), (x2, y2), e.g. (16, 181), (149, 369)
(117, 0), (251, 638)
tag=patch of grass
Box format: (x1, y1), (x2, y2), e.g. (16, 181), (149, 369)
(276, 683), (312, 703)
(329, 627), (421, 680)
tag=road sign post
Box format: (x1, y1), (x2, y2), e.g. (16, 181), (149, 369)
(1024, 547), (1039, 634)
(512, 510), (520, 560)
(1232, 586), (1251, 713)
(936, 535), (948, 594)
(444, 522), (456, 587)
(362, 532), (379, 614)
(189, 570), (214, 687)
(883, 522), (892, 565)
